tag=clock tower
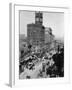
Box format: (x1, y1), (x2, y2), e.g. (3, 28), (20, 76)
(27, 11), (45, 46)
(35, 11), (43, 25)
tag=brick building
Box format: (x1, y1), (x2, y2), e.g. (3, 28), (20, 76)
(27, 11), (45, 47)
(45, 27), (55, 44)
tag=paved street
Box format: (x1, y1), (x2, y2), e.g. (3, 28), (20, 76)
(19, 54), (55, 79)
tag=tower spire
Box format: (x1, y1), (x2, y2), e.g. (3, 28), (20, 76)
(35, 11), (43, 25)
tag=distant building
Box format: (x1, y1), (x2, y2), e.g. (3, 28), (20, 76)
(19, 34), (27, 43)
(27, 12), (45, 47)
(19, 34), (28, 59)
(44, 27), (55, 50)
(19, 34), (27, 51)
(45, 27), (55, 44)
(54, 40), (64, 50)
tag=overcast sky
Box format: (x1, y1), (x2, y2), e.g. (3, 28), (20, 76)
(20, 10), (64, 39)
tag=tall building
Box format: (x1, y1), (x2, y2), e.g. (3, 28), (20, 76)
(35, 11), (43, 25)
(45, 27), (55, 50)
(27, 11), (45, 46)
(45, 27), (54, 44)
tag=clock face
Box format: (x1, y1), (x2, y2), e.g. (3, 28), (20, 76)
(36, 18), (39, 21)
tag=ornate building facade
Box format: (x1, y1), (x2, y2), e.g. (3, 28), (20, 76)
(27, 12), (45, 47)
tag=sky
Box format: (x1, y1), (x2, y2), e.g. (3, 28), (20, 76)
(20, 10), (64, 39)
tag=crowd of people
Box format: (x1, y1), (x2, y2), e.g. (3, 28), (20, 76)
(19, 44), (64, 79)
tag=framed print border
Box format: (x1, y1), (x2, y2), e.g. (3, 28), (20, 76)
(9, 3), (70, 87)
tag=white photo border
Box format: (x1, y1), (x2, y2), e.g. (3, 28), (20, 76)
(10, 3), (70, 87)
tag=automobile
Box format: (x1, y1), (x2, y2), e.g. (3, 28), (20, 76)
(26, 76), (31, 79)
(27, 62), (35, 70)
(42, 56), (49, 61)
